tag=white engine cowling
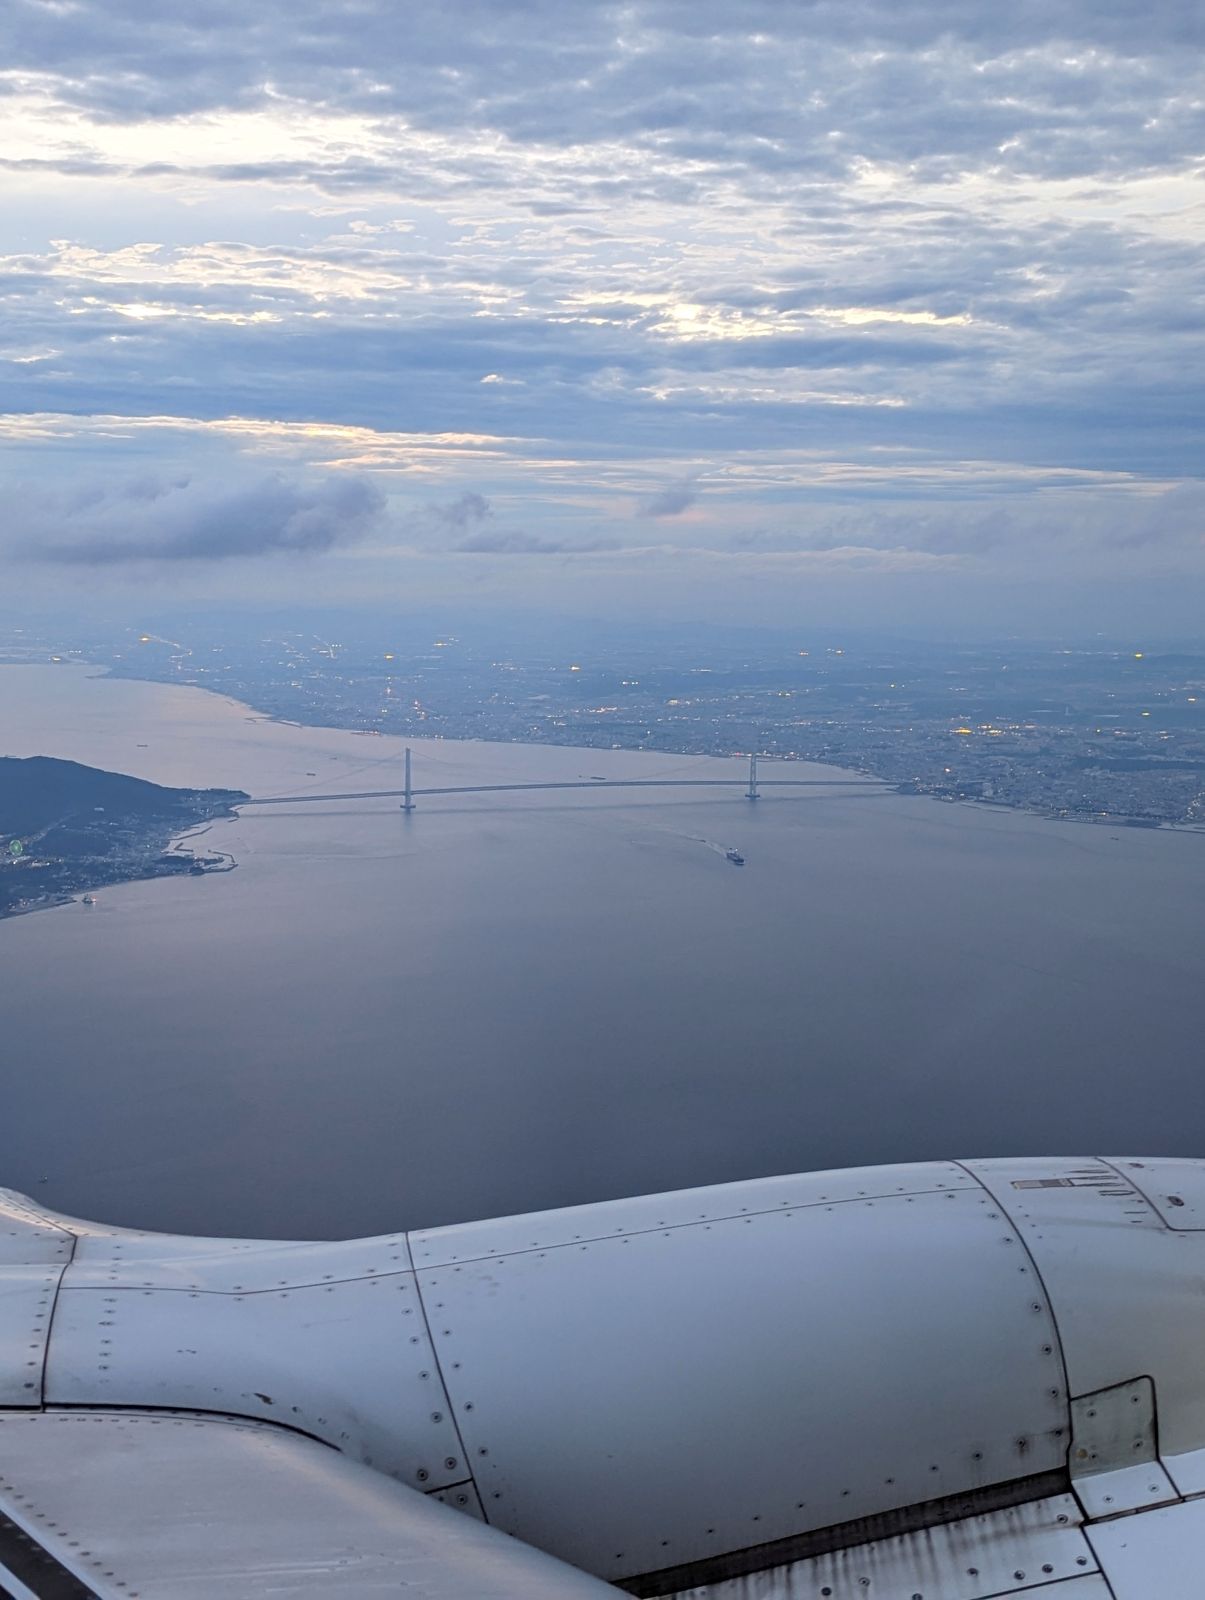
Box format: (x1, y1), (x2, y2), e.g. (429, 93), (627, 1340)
(3, 1155), (1205, 1597)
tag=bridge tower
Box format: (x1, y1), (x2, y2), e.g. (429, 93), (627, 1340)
(400, 747), (415, 812)
(746, 752), (759, 800)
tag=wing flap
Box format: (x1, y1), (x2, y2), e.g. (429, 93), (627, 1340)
(0, 1410), (614, 1599)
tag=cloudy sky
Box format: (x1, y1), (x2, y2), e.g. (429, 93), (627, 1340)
(2, 1), (1203, 633)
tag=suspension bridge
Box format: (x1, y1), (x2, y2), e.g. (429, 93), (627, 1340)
(241, 750), (882, 812)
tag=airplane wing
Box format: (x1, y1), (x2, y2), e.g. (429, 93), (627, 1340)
(3, 1157), (1205, 1597)
(0, 1408), (613, 1598)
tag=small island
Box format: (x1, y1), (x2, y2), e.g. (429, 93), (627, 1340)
(0, 756), (248, 918)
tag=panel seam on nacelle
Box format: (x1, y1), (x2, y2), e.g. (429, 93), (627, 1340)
(1078, 1524), (1126, 1600)
(412, 1178), (976, 1268)
(0, 1196), (80, 1235)
(953, 1160), (1074, 1453)
(56, 1268), (415, 1298)
(1096, 1157), (1178, 1230)
(615, 1472), (1076, 1597)
(38, 1401), (343, 1448)
(39, 1230), (77, 1412)
(406, 1234), (478, 1512)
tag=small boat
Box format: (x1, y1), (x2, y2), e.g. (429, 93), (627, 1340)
(81, 894), (96, 905)
(725, 848), (745, 865)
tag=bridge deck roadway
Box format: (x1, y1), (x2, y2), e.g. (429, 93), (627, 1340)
(242, 777), (881, 805)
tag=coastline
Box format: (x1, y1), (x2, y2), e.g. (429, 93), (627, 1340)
(3, 658), (1204, 1240)
(3, 658), (1201, 846)
(0, 745), (246, 920)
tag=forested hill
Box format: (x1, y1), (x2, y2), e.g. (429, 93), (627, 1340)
(0, 755), (247, 837)
(1, 756), (248, 916)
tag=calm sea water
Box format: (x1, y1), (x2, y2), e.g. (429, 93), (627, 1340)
(1, 663), (1203, 1239)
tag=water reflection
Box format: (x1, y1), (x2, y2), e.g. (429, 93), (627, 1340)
(1, 664), (1201, 1240)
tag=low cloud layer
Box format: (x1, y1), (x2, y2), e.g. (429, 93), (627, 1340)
(22, 473), (386, 564)
(728, 482), (1205, 567)
(640, 479), (697, 518)
(455, 529), (619, 554)
(421, 491), (492, 535)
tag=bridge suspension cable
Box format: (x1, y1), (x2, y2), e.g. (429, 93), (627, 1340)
(242, 748), (880, 808)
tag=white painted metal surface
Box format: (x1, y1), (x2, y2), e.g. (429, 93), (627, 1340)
(972, 1584), (1110, 1600)
(1074, 1460), (1179, 1521)
(420, 1183), (1066, 1578)
(1086, 1496), (1205, 1597)
(967, 1157), (1205, 1458)
(0, 1194), (74, 1262)
(0, 1190), (463, 1491)
(0, 1267), (65, 1407)
(1067, 1378), (1180, 1519)
(0, 1192), (73, 1406)
(1114, 1158), (1205, 1228)
(669, 1494), (1103, 1600)
(63, 1228), (414, 1288)
(1162, 1444), (1205, 1497)
(431, 1482), (486, 1519)
(2, 1186), (414, 1284)
(0, 1409), (616, 1598)
(6, 1160), (1205, 1594)
(979, 1585), (1111, 1600)
(1069, 1377), (1158, 1477)
(46, 1269), (467, 1489)
(410, 1161), (977, 1266)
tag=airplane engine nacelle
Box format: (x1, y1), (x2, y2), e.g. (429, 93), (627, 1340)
(4, 1156), (1205, 1597)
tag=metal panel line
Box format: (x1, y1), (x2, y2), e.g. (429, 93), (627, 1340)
(413, 1181), (970, 1268)
(408, 1248), (478, 1514)
(955, 1160), (1076, 1422)
(617, 1468), (1072, 1597)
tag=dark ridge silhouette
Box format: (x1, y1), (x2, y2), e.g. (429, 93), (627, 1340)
(0, 756), (247, 916)
(0, 755), (244, 836)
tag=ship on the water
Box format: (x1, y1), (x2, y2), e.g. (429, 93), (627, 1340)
(726, 848), (744, 865)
